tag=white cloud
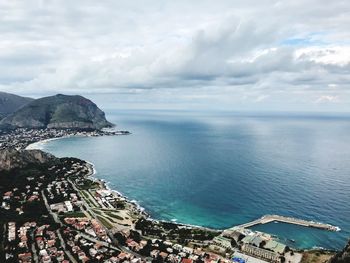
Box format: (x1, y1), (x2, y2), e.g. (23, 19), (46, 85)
(296, 46), (350, 66)
(0, 0), (350, 111)
(315, 95), (339, 103)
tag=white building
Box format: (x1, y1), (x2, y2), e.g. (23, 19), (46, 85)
(65, 201), (73, 212)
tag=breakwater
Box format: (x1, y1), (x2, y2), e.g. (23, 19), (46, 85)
(228, 215), (340, 232)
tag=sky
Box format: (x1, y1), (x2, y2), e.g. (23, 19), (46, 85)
(0, 0), (350, 112)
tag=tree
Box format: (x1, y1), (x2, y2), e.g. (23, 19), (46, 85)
(129, 230), (141, 243)
(114, 233), (126, 246)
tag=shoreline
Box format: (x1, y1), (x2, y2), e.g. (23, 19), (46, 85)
(84, 160), (215, 231)
(26, 135), (77, 150)
(66, 158), (345, 251)
(26, 136), (224, 233)
(25, 133), (107, 151)
(77, 159), (149, 218)
(25, 136), (344, 251)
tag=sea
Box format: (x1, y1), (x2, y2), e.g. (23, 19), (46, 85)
(29, 110), (350, 250)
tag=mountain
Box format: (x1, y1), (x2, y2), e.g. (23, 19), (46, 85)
(0, 94), (113, 130)
(0, 92), (34, 119)
(0, 148), (57, 171)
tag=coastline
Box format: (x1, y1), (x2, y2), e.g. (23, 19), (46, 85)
(25, 135), (344, 252)
(84, 159), (208, 230)
(26, 134), (93, 150)
(83, 162), (229, 240)
(26, 137), (221, 233)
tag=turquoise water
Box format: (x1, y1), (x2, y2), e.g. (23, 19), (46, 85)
(35, 111), (350, 250)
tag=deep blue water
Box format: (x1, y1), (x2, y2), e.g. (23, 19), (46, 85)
(33, 111), (350, 250)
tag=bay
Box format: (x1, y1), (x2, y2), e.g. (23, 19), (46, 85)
(32, 111), (350, 250)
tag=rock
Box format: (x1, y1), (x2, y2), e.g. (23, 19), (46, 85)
(0, 148), (57, 171)
(329, 240), (350, 263)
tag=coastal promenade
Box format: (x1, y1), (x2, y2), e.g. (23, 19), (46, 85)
(228, 215), (340, 232)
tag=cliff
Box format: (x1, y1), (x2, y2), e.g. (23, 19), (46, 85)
(0, 148), (57, 171)
(329, 240), (350, 263)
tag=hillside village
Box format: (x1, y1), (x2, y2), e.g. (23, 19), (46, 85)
(0, 128), (130, 150)
(1, 153), (307, 263)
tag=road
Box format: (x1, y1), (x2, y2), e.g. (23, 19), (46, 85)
(76, 232), (120, 251)
(70, 178), (148, 259)
(30, 231), (39, 263)
(41, 190), (62, 226)
(57, 230), (78, 263)
(42, 190), (78, 262)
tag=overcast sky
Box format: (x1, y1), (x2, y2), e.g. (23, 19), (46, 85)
(0, 0), (350, 112)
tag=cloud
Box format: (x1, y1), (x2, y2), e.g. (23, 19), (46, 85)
(315, 95), (339, 103)
(0, 0), (349, 111)
(296, 46), (350, 66)
(255, 95), (270, 102)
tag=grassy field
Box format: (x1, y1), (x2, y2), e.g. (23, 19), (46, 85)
(75, 182), (134, 230)
(92, 209), (103, 216)
(80, 190), (98, 208)
(104, 211), (124, 220)
(92, 209), (126, 224)
(96, 215), (114, 229)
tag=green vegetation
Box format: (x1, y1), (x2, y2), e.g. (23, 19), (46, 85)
(0, 158), (73, 261)
(76, 179), (100, 190)
(135, 218), (220, 244)
(79, 190), (97, 207)
(104, 211), (124, 221)
(92, 209), (103, 216)
(92, 209), (124, 224)
(96, 215), (114, 229)
(51, 104), (91, 123)
(60, 211), (86, 219)
(0, 92), (33, 119)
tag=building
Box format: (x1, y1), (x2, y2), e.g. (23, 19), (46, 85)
(242, 244), (280, 262)
(8, 222), (16, 241)
(212, 236), (233, 250)
(242, 235), (264, 247)
(264, 240), (287, 255)
(65, 201), (73, 212)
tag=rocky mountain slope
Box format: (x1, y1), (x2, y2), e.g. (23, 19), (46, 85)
(0, 148), (57, 171)
(330, 240), (350, 263)
(0, 94), (113, 130)
(0, 92), (34, 119)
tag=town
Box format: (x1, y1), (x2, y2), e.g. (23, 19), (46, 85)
(0, 128), (130, 150)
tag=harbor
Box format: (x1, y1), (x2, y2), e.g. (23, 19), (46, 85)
(228, 215), (340, 232)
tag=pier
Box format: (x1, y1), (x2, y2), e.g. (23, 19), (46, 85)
(228, 215), (340, 232)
